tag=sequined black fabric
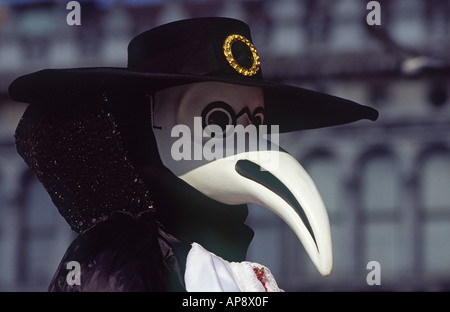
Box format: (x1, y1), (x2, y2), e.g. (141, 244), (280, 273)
(15, 101), (154, 233)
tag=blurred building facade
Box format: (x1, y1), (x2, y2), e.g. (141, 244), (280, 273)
(0, 0), (449, 291)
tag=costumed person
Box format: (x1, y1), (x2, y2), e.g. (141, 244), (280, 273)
(9, 18), (378, 292)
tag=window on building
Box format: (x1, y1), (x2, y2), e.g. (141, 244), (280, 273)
(18, 175), (74, 289)
(420, 151), (450, 276)
(360, 151), (402, 278)
(16, 5), (55, 62)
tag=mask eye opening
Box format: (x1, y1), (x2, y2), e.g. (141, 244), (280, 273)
(201, 101), (237, 137)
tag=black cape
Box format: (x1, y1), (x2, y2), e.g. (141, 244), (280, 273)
(48, 166), (254, 292)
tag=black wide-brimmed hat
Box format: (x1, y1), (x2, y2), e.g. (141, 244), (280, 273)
(9, 17), (378, 132)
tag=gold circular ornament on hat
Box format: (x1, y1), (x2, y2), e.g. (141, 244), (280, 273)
(223, 34), (260, 76)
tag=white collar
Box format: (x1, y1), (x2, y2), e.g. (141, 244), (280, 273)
(184, 242), (283, 292)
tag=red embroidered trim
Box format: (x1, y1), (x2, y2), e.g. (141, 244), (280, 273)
(253, 267), (267, 292)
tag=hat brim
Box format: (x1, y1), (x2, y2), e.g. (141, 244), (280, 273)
(8, 67), (378, 132)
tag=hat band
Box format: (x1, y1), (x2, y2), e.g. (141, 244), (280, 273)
(128, 40), (263, 80)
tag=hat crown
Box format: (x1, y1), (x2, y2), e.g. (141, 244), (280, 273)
(127, 17), (262, 79)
